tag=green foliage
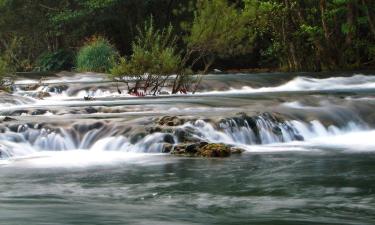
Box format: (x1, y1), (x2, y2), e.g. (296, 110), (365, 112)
(0, 57), (14, 90)
(0, 57), (9, 76)
(77, 36), (118, 73)
(36, 49), (74, 72)
(0, 0), (375, 73)
(185, 0), (253, 72)
(111, 19), (185, 94)
(112, 19), (181, 78)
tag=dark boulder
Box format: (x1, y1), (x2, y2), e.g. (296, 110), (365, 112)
(163, 134), (175, 144)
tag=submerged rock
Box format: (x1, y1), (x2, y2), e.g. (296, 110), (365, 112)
(85, 107), (98, 114)
(130, 132), (146, 144)
(31, 109), (48, 115)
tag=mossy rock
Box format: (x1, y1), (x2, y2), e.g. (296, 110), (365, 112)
(158, 116), (184, 126)
(198, 143), (231, 157)
(172, 142), (235, 158)
(24, 84), (40, 91)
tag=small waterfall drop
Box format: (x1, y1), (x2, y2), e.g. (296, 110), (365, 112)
(0, 112), (369, 159)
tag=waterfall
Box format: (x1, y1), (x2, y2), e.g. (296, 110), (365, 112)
(0, 112), (367, 160)
(180, 115), (365, 146)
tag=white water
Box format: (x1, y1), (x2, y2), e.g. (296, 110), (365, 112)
(14, 73), (107, 85)
(201, 75), (375, 94)
(1, 73), (375, 168)
(0, 115), (370, 168)
(10, 74), (375, 103)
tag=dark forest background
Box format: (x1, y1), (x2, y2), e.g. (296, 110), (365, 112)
(0, 0), (374, 74)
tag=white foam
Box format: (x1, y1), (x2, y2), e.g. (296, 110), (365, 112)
(14, 73), (107, 85)
(199, 75), (375, 94)
(304, 130), (375, 152)
(243, 129), (375, 153)
(2, 151), (162, 168)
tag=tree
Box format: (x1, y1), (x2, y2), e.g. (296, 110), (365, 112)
(111, 19), (186, 95)
(184, 0), (252, 74)
(0, 57), (14, 90)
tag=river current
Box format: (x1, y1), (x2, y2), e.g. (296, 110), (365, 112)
(0, 72), (375, 224)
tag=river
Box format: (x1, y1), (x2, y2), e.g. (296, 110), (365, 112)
(0, 72), (374, 224)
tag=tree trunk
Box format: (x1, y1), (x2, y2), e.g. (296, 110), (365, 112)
(361, 0), (375, 37)
(345, 1), (355, 46)
(283, 0), (300, 71)
(320, 0), (330, 42)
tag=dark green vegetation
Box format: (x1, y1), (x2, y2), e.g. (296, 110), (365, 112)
(77, 36), (119, 73)
(0, 0), (374, 75)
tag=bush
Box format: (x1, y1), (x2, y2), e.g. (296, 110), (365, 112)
(111, 19), (182, 94)
(76, 36), (118, 73)
(0, 57), (14, 91)
(36, 49), (74, 72)
(0, 58), (8, 76)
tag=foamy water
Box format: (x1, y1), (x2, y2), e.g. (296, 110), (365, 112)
(200, 75), (375, 94)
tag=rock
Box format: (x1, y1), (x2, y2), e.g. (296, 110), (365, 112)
(48, 85), (68, 93)
(146, 126), (162, 134)
(163, 134), (175, 144)
(172, 143), (200, 155)
(158, 116), (184, 126)
(35, 91), (51, 99)
(85, 107), (98, 114)
(24, 84), (40, 91)
(174, 128), (201, 143)
(161, 143), (174, 153)
(9, 110), (29, 116)
(230, 147), (245, 154)
(198, 143), (231, 157)
(84, 96), (95, 101)
(130, 132), (146, 144)
(0, 116), (16, 122)
(172, 142), (232, 158)
(31, 109), (48, 115)
(272, 126), (282, 135)
(294, 134), (304, 141)
(159, 91), (170, 95)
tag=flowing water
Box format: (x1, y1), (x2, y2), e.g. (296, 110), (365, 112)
(1, 72), (375, 224)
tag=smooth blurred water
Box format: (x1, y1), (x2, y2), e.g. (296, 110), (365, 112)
(2, 72), (375, 224)
(1, 152), (375, 225)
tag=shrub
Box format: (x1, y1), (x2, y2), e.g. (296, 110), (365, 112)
(0, 58), (8, 76)
(36, 49), (74, 72)
(76, 36), (118, 73)
(111, 19), (182, 95)
(0, 57), (14, 91)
